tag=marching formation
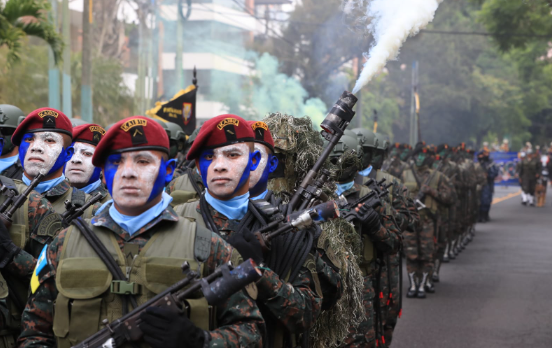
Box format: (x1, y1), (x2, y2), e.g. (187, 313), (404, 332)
(0, 98), (498, 348)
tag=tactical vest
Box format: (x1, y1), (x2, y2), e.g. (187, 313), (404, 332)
(402, 168), (440, 215)
(351, 185), (376, 276)
(52, 217), (215, 348)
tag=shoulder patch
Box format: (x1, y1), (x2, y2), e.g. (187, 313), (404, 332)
(37, 213), (63, 237)
(30, 245), (50, 294)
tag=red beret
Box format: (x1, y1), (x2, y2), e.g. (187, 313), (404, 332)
(73, 124), (106, 146)
(92, 116), (169, 167)
(12, 107), (73, 146)
(187, 114), (254, 160)
(247, 121), (274, 153)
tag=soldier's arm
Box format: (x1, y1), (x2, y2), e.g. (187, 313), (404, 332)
(255, 263), (322, 333)
(207, 234), (264, 348)
(390, 181), (411, 232)
(370, 204), (401, 253)
(315, 246), (343, 310)
(18, 229), (67, 348)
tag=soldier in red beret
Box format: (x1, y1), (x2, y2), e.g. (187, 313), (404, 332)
(247, 121), (279, 200)
(175, 114), (332, 347)
(12, 107), (78, 213)
(19, 116), (264, 348)
(64, 123), (109, 199)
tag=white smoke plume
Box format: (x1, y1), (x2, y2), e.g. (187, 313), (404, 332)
(348, 0), (444, 94)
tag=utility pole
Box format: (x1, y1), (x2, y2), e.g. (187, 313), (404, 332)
(81, 0), (93, 122)
(48, 0), (60, 110)
(409, 61), (419, 146)
(62, 0), (72, 117)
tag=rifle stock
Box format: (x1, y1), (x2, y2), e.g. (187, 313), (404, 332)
(0, 173), (45, 223)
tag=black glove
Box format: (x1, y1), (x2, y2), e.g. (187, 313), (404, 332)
(139, 307), (206, 348)
(356, 204), (382, 234)
(0, 219), (19, 268)
(226, 228), (264, 264)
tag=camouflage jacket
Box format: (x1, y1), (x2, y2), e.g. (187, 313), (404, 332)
(166, 168), (205, 196)
(18, 205), (264, 348)
(385, 157), (409, 179)
(191, 201), (323, 334)
(39, 179), (72, 206)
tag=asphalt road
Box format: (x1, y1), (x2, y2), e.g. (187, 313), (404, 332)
(392, 186), (552, 348)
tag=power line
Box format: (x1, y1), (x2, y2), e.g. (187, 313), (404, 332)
(420, 29), (552, 39)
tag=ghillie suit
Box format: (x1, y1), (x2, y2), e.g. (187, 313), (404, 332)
(264, 113), (365, 347)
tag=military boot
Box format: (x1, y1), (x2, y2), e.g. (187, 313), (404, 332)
(432, 259), (441, 282)
(417, 273), (428, 298)
(407, 272), (417, 298)
(443, 244), (450, 263)
(529, 195), (535, 207)
(521, 192), (527, 205)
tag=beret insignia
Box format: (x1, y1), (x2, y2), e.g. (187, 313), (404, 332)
(217, 118), (239, 130)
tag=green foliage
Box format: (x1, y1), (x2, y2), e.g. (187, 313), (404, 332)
(0, 0), (63, 67)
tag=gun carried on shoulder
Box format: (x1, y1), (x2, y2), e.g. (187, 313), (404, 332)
(61, 192), (106, 228)
(339, 178), (393, 223)
(71, 259), (262, 348)
(409, 161), (443, 211)
(287, 91), (358, 213)
(0, 173), (45, 223)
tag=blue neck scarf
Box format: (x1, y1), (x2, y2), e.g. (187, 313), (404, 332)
(0, 155), (18, 174)
(359, 165), (373, 177)
(80, 179), (102, 194)
(335, 181), (355, 196)
(251, 189), (268, 201)
(22, 174), (66, 194)
(205, 191), (249, 221)
(107, 192), (173, 236)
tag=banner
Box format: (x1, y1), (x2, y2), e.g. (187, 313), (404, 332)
(146, 85), (197, 135)
(490, 152), (520, 186)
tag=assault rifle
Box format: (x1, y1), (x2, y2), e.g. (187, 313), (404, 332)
(0, 173), (45, 223)
(287, 91), (358, 213)
(71, 259), (262, 348)
(409, 161), (444, 211)
(339, 179), (393, 223)
(61, 192), (106, 228)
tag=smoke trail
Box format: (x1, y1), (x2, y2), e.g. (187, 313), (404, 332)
(350, 0), (444, 94)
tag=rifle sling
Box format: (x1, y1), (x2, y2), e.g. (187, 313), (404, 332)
(71, 218), (139, 312)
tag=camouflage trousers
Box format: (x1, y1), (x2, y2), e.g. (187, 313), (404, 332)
(403, 215), (435, 275)
(434, 220), (448, 261)
(341, 275), (376, 348)
(383, 253), (401, 346)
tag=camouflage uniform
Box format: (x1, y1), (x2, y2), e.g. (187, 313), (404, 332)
(473, 162), (487, 225)
(457, 157), (476, 243)
(166, 167), (204, 198)
(385, 157), (409, 180)
(18, 204), (264, 347)
(175, 199), (339, 347)
(340, 183), (401, 348)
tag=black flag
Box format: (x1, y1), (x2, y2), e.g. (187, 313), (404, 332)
(146, 85), (197, 134)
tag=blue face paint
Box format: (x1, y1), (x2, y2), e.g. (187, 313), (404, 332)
(250, 153), (278, 197)
(19, 132), (73, 176)
(0, 138), (4, 156)
(104, 152), (176, 203)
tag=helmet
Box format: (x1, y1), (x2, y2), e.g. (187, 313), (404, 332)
(69, 118), (89, 127)
(153, 119), (187, 158)
(374, 133), (389, 151)
(329, 135), (362, 160)
(0, 104), (26, 155)
(329, 135), (362, 182)
(352, 128), (378, 149)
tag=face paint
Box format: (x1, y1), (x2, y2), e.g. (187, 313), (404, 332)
(400, 149), (410, 161)
(65, 142), (101, 186)
(104, 150), (176, 210)
(415, 152), (427, 167)
(372, 150), (384, 170)
(199, 143), (260, 199)
(20, 132), (69, 177)
(249, 143), (278, 196)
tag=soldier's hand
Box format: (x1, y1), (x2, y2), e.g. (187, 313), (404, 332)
(421, 185), (437, 197)
(226, 228), (264, 264)
(0, 219), (19, 268)
(140, 307), (206, 348)
(355, 203), (382, 234)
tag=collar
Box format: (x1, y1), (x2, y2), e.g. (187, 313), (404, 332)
(0, 155), (19, 174)
(204, 191), (249, 220)
(22, 174), (67, 195)
(79, 179), (102, 194)
(96, 192), (174, 236)
(358, 165), (373, 177)
(251, 189), (269, 201)
(335, 181), (355, 196)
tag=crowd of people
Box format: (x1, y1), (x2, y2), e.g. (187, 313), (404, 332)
(0, 102), (500, 348)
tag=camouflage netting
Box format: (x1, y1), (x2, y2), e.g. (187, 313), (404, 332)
(329, 148), (363, 183)
(263, 112), (365, 347)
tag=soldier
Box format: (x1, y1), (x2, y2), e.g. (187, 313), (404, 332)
(402, 146), (453, 298)
(384, 143), (411, 179)
(11, 108), (96, 216)
(477, 148), (498, 221)
(0, 105), (25, 179)
(64, 124), (109, 199)
(153, 119), (187, 171)
(328, 134), (401, 348)
(19, 116), (264, 348)
(519, 149), (542, 206)
(166, 126), (204, 198)
(247, 121), (279, 200)
(174, 114), (339, 347)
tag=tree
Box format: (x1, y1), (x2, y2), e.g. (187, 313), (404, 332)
(0, 0), (63, 67)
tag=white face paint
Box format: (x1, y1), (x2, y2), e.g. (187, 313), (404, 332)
(23, 132), (64, 177)
(204, 143), (250, 199)
(249, 143), (269, 189)
(111, 150), (162, 210)
(65, 142), (96, 185)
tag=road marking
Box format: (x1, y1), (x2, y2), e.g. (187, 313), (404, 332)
(492, 190), (521, 205)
